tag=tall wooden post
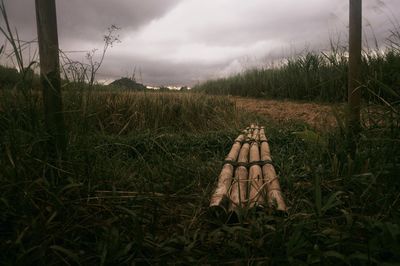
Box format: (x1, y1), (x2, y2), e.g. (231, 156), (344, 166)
(35, 0), (67, 156)
(348, 0), (362, 155)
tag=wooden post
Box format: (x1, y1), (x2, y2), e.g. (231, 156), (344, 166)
(348, 0), (362, 155)
(35, 0), (67, 156)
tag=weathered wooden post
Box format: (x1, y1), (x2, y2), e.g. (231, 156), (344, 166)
(35, 0), (67, 156)
(347, 0), (362, 155)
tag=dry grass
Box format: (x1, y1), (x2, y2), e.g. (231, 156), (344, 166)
(231, 96), (344, 130)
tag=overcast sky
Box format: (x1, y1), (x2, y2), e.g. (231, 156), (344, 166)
(1, 0), (399, 86)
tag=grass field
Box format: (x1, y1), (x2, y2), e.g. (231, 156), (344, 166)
(1, 88), (399, 265)
(1, 0), (400, 263)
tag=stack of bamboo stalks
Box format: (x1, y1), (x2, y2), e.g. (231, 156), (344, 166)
(210, 124), (287, 215)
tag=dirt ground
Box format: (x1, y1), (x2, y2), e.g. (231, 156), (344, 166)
(231, 97), (344, 130)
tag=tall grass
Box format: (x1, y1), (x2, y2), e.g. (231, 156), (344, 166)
(64, 90), (242, 134)
(195, 34), (400, 103)
(1, 88), (399, 264)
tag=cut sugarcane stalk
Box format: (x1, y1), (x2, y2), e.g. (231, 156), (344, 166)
(209, 132), (245, 211)
(248, 127), (266, 208)
(259, 127), (287, 211)
(229, 138), (250, 211)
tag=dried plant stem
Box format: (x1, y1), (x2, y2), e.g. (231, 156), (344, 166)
(248, 127), (266, 208)
(260, 127), (287, 211)
(209, 133), (245, 210)
(210, 125), (287, 215)
(229, 135), (250, 211)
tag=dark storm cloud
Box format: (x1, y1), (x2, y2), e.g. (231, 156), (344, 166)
(57, 0), (181, 45)
(1, 0), (400, 86)
(2, 0), (180, 43)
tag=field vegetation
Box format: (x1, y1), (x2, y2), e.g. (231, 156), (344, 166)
(194, 31), (400, 103)
(1, 3), (399, 265)
(1, 86), (399, 264)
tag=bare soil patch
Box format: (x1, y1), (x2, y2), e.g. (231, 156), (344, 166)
(231, 97), (344, 130)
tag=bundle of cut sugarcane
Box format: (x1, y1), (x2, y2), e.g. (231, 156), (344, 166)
(209, 124), (287, 215)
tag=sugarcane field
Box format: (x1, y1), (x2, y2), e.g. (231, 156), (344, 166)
(1, 0), (399, 264)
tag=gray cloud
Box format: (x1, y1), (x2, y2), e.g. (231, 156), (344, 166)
(57, 0), (181, 45)
(2, 0), (180, 42)
(1, 0), (400, 86)
(98, 53), (226, 86)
